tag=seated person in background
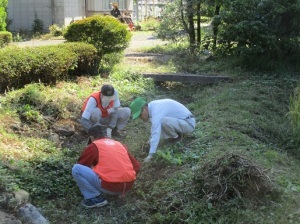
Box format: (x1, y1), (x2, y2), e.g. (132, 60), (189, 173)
(130, 98), (196, 163)
(80, 84), (131, 138)
(110, 2), (123, 21)
(72, 124), (140, 208)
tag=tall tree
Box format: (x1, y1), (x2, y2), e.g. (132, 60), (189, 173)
(186, 0), (196, 47)
(158, 0), (203, 51)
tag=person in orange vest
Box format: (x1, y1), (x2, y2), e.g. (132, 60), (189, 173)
(72, 124), (141, 208)
(80, 84), (131, 138)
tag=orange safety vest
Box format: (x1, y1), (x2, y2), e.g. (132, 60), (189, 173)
(92, 139), (136, 183)
(81, 91), (114, 118)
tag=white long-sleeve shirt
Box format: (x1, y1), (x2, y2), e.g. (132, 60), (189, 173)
(148, 99), (193, 154)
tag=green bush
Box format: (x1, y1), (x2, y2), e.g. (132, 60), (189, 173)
(60, 42), (100, 76)
(217, 0), (300, 69)
(0, 43), (99, 92)
(156, 1), (187, 41)
(140, 17), (160, 31)
(98, 52), (123, 75)
(0, 46), (77, 91)
(49, 24), (66, 37)
(0, 31), (12, 47)
(63, 15), (131, 57)
(0, 0), (8, 31)
(0, 161), (19, 192)
(31, 11), (44, 35)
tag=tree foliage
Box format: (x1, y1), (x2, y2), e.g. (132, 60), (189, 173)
(158, 0), (300, 68)
(157, 0), (202, 50)
(217, 0), (300, 65)
(157, 0), (185, 41)
(0, 0), (8, 31)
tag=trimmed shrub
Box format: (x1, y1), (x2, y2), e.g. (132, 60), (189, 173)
(0, 46), (77, 92)
(0, 31), (12, 47)
(60, 42), (100, 76)
(63, 14), (131, 56)
(0, 43), (99, 92)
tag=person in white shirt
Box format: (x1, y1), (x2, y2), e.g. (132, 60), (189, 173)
(130, 98), (196, 162)
(80, 84), (131, 138)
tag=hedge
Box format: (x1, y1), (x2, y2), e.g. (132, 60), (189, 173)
(0, 31), (12, 47)
(0, 42), (99, 92)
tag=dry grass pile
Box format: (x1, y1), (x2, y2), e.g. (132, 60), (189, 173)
(194, 154), (277, 204)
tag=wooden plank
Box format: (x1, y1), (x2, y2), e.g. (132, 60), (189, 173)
(142, 73), (232, 84)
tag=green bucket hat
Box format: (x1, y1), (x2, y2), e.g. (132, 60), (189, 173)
(130, 97), (146, 119)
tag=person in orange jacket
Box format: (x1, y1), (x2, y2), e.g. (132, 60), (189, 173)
(72, 124), (141, 208)
(80, 84), (131, 138)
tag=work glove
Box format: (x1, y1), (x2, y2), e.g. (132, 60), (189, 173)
(106, 128), (112, 138)
(144, 153), (154, 163)
(107, 108), (115, 114)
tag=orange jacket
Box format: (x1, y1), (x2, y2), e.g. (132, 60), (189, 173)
(77, 138), (140, 194)
(81, 91), (114, 118)
(91, 138), (139, 193)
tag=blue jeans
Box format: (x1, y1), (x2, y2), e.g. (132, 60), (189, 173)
(72, 164), (119, 199)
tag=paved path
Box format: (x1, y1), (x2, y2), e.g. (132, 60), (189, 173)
(125, 32), (168, 52)
(11, 39), (65, 47)
(11, 32), (166, 49)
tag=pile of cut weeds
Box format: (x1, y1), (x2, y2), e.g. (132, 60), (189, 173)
(194, 154), (278, 204)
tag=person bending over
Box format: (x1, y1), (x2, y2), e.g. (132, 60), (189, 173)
(130, 98), (196, 162)
(72, 124), (140, 208)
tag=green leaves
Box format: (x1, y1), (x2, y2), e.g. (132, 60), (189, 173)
(64, 15), (132, 55)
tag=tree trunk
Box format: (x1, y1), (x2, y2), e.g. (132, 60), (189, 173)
(196, 1), (201, 48)
(213, 5), (220, 50)
(180, 0), (188, 32)
(187, 0), (195, 50)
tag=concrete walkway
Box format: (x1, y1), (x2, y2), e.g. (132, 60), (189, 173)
(11, 39), (65, 47)
(11, 32), (165, 49)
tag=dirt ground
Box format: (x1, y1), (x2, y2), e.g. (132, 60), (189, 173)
(0, 210), (20, 224)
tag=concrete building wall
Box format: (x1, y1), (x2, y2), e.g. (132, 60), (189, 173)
(7, 0), (85, 33)
(7, 0), (52, 32)
(7, 0), (133, 32)
(54, 0), (85, 27)
(53, 0), (65, 27)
